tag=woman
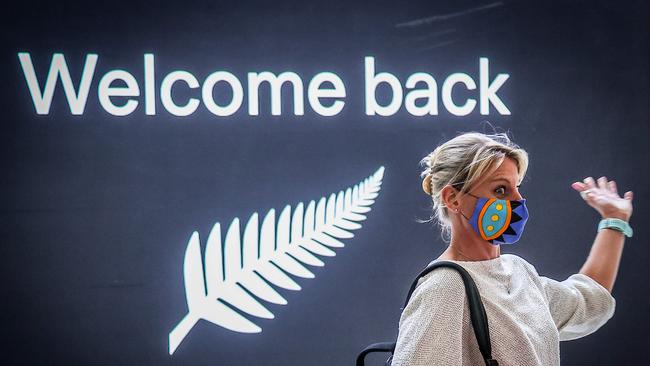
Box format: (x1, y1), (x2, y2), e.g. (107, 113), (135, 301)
(391, 131), (633, 365)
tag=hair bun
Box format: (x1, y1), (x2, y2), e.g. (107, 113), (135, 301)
(422, 174), (433, 195)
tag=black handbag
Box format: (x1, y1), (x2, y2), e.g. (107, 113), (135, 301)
(355, 261), (499, 366)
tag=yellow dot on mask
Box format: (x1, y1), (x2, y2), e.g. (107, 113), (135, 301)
(487, 225), (494, 231)
(491, 215), (499, 221)
(496, 204), (503, 210)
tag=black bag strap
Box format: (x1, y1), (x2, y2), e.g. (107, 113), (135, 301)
(355, 342), (395, 365)
(355, 260), (498, 366)
(404, 261), (498, 365)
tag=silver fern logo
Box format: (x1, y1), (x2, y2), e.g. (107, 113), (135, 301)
(168, 166), (385, 355)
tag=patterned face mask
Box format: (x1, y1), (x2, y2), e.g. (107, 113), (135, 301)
(459, 192), (529, 245)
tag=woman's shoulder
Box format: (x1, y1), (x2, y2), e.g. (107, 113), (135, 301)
(398, 264), (467, 329)
(412, 264), (468, 302)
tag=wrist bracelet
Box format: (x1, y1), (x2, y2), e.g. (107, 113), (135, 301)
(598, 218), (633, 238)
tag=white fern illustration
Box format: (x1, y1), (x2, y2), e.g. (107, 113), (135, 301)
(168, 166), (385, 355)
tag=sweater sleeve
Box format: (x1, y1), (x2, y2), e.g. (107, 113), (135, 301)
(538, 273), (616, 341)
(391, 268), (467, 366)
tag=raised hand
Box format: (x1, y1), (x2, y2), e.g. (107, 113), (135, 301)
(571, 176), (633, 221)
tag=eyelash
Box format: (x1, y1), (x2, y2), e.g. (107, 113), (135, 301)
(495, 185), (521, 194)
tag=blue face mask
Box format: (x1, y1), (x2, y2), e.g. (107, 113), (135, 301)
(459, 192), (529, 245)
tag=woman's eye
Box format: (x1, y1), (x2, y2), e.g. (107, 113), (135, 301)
(495, 186), (506, 195)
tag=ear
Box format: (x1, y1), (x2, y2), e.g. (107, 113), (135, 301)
(441, 184), (460, 211)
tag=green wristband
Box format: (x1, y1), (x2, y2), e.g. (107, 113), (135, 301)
(598, 218), (633, 238)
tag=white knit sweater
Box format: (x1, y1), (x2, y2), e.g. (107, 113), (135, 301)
(391, 253), (616, 366)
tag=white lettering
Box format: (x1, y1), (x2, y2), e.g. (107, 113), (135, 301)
(248, 72), (304, 116)
(17, 53), (511, 118)
(405, 73), (438, 116)
(144, 54), (156, 115)
(364, 56), (402, 116)
(202, 71), (244, 116)
(18, 52), (97, 115)
(307, 72), (346, 116)
(479, 57), (510, 115)
(160, 71), (200, 117)
(442, 73), (477, 116)
(98, 70), (140, 116)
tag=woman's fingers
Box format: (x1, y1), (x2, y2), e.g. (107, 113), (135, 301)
(624, 191), (633, 201)
(609, 180), (619, 195)
(583, 176), (597, 190)
(575, 177), (631, 210)
(581, 189), (594, 200)
(571, 181), (586, 191)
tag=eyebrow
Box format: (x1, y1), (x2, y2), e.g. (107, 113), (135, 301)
(491, 177), (517, 185)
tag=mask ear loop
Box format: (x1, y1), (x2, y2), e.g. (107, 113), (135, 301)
(457, 205), (473, 221)
(454, 191), (478, 222)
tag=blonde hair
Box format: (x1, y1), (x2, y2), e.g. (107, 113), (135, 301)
(418, 130), (529, 243)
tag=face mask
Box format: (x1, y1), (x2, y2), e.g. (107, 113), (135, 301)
(458, 192), (529, 245)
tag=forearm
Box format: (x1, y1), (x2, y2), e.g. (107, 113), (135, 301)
(578, 222), (626, 293)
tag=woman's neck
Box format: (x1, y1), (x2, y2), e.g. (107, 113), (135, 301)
(440, 235), (501, 261)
